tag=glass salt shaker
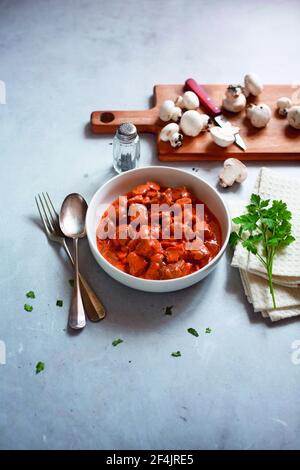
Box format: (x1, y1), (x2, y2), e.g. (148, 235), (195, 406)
(113, 122), (140, 173)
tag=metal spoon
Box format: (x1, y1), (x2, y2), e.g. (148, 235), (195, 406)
(59, 193), (88, 330)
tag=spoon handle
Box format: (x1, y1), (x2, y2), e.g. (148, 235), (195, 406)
(62, 239), (105, 321)
(69, 238), (86, 330)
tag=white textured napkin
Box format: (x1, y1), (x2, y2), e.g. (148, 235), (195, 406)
(229, 168), (300, 322)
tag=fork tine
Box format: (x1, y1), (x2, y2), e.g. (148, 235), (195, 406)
(46, 192), (59, 219)
(38, 194), (55, 233)
(35, 195), (51, 236)
(41, 192), (57, 229)
(45, 192), (63, 234)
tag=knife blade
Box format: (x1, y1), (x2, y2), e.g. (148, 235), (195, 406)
(185, 78), (247, 151)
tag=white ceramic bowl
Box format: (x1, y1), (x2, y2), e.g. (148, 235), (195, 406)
(86, 166), (230, 292)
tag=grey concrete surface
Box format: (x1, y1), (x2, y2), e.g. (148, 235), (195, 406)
(0, 0), (300, 450)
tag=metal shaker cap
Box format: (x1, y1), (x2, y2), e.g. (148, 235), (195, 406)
(117, 122), (137, 142)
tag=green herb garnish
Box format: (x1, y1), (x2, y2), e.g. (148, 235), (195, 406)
(187, 327), (199, 337)
(112, 338), (123, 347)
(205, 328), (212, 334)
(68, 279), (74, 287)
(26, 291), (35, 299)
(171, 351), (181, 357)
(24, 304), (33, 312)
(164, 305), (173, 315)
(230, 194), (295, 308)
(35, 361), (45, 374)
(56, 300), (63, 307)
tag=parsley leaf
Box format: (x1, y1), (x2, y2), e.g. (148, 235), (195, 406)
(56, 300), (63, 307)
(164, 305), (173, 315)
(26, 291), (35, 299)
(112, 338), (123, 347)
(205, 328), (212, 334)
(24, 304), (33, 312)
(171, 351), (181, 357)
(187, 327), (199, 337)
(35, 362), (45, 374)
(229, 231), (240, 248)
(230, 194), (295, 308)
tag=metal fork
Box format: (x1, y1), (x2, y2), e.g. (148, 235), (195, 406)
(35, 192), (105, 322)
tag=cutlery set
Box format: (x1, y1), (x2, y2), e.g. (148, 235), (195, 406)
(35, 192), (105, 329)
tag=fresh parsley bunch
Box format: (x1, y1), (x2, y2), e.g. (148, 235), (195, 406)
(229, 194), (295, 308)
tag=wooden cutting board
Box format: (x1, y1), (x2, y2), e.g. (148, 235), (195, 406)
(90, 84), (300, 161)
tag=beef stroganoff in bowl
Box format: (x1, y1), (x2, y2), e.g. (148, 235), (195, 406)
(86, 166), (231, 292)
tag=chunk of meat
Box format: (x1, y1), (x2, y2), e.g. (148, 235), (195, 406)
(193, 220), (213, 240)
(170, 186), (191, 201)
(161, 239), (177, 248)
(160, 259), (192, 280)
(128, 195), (149, 205)
(189, 244), (210, 261)
(164, 244), (185, 263)
(117, 251), (127, 262)
(127, 252), (148, 276)
(175, 197), (192, 206)
(135, 239), (162, 258)
(131, 184), (149, 196)
(203, 221), (213, 239)
(151, 252), (164, 262)
(144, 261), (161, 280)
(205, 239), (220, 257)
(115, 225), (129, 245)
(132, 181), (160, 196)
(127, 239), (139, 252)
(160, 188), (173, 205)
(147, 181), (160, 191)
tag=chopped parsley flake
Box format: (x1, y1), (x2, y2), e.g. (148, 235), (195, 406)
(35, 362), (45, 374)
(205, 328), (212, 334)
(164, 305), (173, 315)
(26, 291), (35, 299)
(112, 338), (123, 347)
(24, 304), (33, 312)
(187, 327), (199, 337)
(56, 300), (63, 307)
(68, 279), (74, 287)
(171, 351), (181, 357)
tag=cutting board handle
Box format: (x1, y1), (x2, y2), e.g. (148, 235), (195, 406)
(90, 109), (159, 134)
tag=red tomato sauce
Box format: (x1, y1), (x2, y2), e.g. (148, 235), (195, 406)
(96, 181), (222, 280)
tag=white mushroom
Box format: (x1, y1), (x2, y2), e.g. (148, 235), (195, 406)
(175, 95), (184, 108)
(170, 106), (182, 121)
(219, 158), (247, 188)
(169, 131), (184, 147)
(243, 73), (263, 97)
(175, 91), (199, 110)
(246, 103), (271, 128)
(159, 123), (183, 148)
(159, 100), (174, 121)
(210, 125), (239, 148)
(287, 105), (300, 129)
(159, 100), (182, 122)
(276, 97), (292, 116)
(180, 110), (210, 137)
(222, 85), (246, 112)
(225, 85), (244, 100)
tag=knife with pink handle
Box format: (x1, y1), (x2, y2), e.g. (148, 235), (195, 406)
(185, 78), (246, 151)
